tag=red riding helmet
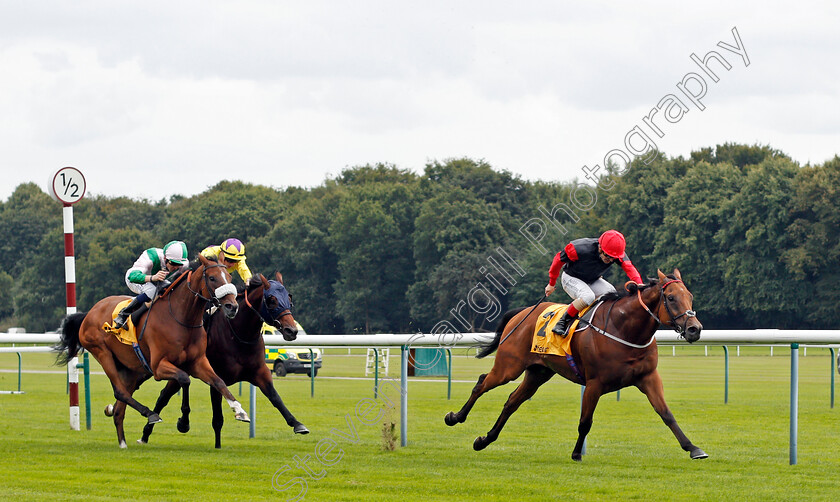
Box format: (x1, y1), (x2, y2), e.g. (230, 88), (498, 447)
(598, 230), (626, 259)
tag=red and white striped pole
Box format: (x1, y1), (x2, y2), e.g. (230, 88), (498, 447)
(49, 167), (86, 431)
(64, 203), (80, 430)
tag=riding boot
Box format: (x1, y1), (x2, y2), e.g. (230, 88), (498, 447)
(113, 294), (148, 330)
(551, 312), (574, 337)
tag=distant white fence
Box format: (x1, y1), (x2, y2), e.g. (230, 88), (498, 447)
(3, 329), (839, 464)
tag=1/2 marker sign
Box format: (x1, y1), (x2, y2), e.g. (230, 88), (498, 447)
(49, 167), (86, 205)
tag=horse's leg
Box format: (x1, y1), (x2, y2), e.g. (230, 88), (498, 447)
(112, 400), (129, 449)
(138, 379), (182, 444)
(252, 365), (309, 434)
(473, 366), (554, 451)
(88, 346), (162, 430)
(210, 386), (224, 449)
(176, 377), (191, 434)
(445, 357), (528, 426)
(636, 370), (708, 459)
(112, 370), (144, 448)
(572, 380), (604, 461)
(189, 356), (250, 422)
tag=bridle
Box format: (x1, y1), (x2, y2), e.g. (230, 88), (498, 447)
(226, 281), (294, 345)
(244, 287), (293, 325)
(167, 263), (237, 328)
(637, 279), (697, 337)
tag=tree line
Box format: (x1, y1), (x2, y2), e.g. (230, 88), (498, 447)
(1, 143), (838, 334)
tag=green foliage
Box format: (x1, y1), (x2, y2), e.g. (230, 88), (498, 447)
(0, 183), (61, 265)
(0, 270), (14, 321)
(1, 145), (838, 332)
(160, 180), (285, 255)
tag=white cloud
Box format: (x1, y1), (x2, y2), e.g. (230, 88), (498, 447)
(1, 1), (839, 202)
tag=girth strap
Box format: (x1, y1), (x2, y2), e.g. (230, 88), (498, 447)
(132, 342), (153, 375)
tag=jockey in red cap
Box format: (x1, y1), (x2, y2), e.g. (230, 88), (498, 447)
(544, 230), (643, 336)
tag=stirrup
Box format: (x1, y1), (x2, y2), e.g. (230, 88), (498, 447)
(113, 313), (129, 330)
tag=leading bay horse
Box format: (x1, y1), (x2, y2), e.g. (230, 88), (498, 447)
(56, 254), (251, 448)
(445, 269), (708, 460)
(139, 272), (310, 448)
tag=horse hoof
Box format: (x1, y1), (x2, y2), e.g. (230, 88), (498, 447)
(235, 411), (251, 423)
(690, 448), (708, 459)
(177, 419), (190, 434)
(104, 404), (114, 417)
(571, 452), (582, 462)
(293, 424), (310, 435)
(473, 436), (489, 451)
(119, 440), (127, 449)
(147, 413), (162, 425)
(444, 412), (460, 426)
(136, 439), (147, 445)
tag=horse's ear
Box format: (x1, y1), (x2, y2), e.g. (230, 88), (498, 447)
(657, 269), (667, 282)
(198, 254), (210, 267)
(260, 274), (270, 289)
(673, 268), (682, 280)
(274, 271), (284, 284)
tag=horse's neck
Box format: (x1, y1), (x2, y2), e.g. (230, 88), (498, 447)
(170, 273), (206, 323)
(610, 289), (661, 344)
(239, 291), (266, 333)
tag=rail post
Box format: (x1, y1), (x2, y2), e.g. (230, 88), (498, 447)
(790, 343), (799, 465)
(401, 345), (408, 447)
(723, 345), (729, 404)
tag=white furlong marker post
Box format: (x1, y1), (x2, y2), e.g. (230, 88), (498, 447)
(49, 167), (86, 430)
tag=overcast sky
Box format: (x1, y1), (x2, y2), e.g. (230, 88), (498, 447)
(1, 1), (838, 202)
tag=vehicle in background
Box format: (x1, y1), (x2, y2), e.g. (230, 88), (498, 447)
(262, 322), (323, 377)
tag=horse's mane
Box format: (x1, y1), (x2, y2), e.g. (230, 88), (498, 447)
(599, 275), (676, 302)
(189, 254), (221, 271)
(237, 276), (263, 297)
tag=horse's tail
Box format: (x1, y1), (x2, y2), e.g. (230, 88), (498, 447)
(54, 312), (88, 366)
(476, 307), (528, 359)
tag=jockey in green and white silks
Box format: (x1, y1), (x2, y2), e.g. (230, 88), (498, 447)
(113, 240), (189, 330)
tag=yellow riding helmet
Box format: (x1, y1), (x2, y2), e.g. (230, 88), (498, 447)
(220, 238), (246, 261)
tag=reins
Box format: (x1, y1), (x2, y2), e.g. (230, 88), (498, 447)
(171, 263), (232, 329)
(498, 294), (547, 347)
(637, 279), (697, 336)
(576, 279), (695, 349)
(576, 299), (658, 349)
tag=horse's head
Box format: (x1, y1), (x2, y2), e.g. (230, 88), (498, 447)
(656, 268), (702, 343)
(197, 254), (239, 319)
(254, 272), (297, 341)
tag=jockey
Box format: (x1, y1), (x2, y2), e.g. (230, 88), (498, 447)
(201, 238), (252, 283)
(544, 230), (644, 336)
(113, 240), (190, 330)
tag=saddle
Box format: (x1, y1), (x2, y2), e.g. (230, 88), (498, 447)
(530, 302), (598, 357)
(102, 299), (148, 345)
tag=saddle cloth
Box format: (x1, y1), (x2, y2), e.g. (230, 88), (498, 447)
(102, 299), (139, 345)
(530, 304), (590, 357)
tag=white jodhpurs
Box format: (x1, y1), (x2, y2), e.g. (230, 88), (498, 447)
(560, 272), (616, 307)
(125, 275), (158, 298)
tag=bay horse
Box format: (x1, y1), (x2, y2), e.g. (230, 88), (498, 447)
(56, 254), (251, 448)
(139, 272), (310, 448)
(445, 269), (708, 460)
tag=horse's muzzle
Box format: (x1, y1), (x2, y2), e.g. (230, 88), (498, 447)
(281, 325), (298, 341)
(684, 323), (702, 343)
(222, 302), (239, 319)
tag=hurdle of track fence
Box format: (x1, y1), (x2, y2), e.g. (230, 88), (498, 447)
(3, 330), (840, 464)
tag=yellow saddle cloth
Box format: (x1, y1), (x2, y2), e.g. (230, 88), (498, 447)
(102, 299), (140, 345)
(530, 304), (587, 357)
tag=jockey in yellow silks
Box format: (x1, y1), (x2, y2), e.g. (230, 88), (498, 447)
(201, 238), (253, 283)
